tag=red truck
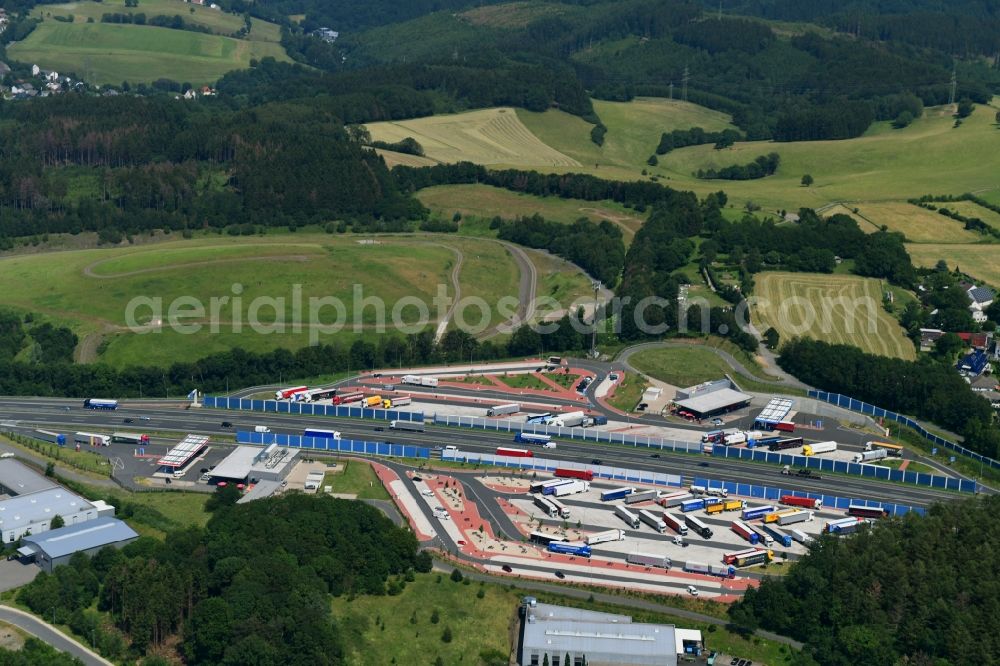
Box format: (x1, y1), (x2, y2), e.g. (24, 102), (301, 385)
(332, 392), (364, 405)
(496, 447), (534, 458)
(554, 468), (594, 481)
(780, 494), (823, 510)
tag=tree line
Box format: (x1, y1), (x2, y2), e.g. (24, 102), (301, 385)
(730, 494), (1000, 665)
(778, 338), (999, 458)
(695, 152), (780, 180)
(656, 127), (742, 154)
(17, 492), (430, 662)
(100, 13), (215, 34)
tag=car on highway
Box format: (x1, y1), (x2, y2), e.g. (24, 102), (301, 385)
(650, 453), (660, 458)
(591, 458), (602, 465)
(554, 571), (565, 579)
(123, 418), (134, 424)
(139, 416), (150, 421)
(686, 585), (699, 596)
(501, 565), (513, 573)
(221, 422), (233, 428)
(0, 452), (14, 459)
(698, 462), (710, 467)
(374, 426), (385, 432)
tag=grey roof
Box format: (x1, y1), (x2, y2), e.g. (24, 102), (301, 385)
(211, 445), (298, 481)
(674, 388), (751, 415)
(0, 488), (93, 533)
(22, 517), (137, 559)
(237, 480), (281, 503)
(968, 286), (995, 305)
(523, 604), (677, 665)
(0, 459), (57, 496)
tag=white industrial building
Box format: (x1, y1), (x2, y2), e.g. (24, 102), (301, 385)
(209, 444), (299, 502)
(0, 458), (114, 544)
(520, 602), (703, 666)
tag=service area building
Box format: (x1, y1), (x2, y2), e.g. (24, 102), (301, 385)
(208, 444), (299, 502)
(673, 379), (751, 419)
(520, 602), (702, 666)
(17, 517), (138, 572)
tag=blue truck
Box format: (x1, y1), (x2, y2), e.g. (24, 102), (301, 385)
(760, 522), (793, 547)
(547, 541), (592, 557)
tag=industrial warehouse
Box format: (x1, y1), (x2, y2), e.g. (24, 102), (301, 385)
(672, 379), (752, 419)
(207, 444), (300, 502)
(17, 517), (138, 572)
(520, 601), (703, 666)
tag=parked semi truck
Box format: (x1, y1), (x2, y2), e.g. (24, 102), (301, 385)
(274, 386), (307, 400)
(726, 549), (773, 567)
(638, 509), (666, 533)
(768, 437), (804, 452)
(600, 486), (634, 502)
(624, 489), (658, 504)
(848, 504), (889, 519)
(332, 392), (363, 405)
(487, 403), (520, 417)
(680, 498), (706, 513)
(547, 541), (591, 557)
(802, 441), (838, 456)
(826, 517), (863, 535)
(731, 520), (760, 545)
(853, 448), (889, 464)
(722, 499), (745, 512)
(551, 480), (590, 497)
(75, 432), (111, 446)
(684, 515), (713, 538)
(35, 430), (67, 446)
(383, 396), (411, 409)
(689, 484), (728, 498)
(790, 528), (814, 545)
(112, 432), (150, 444)
(777, 510), (814, 526)
(662, 512), (688, 535)
(587, 529), (625, 545)
(760, 522), (793, 547)
(780, 495), (822, 510)
(402, 375), (438, 387)
(549, 411), (586, 428)
(626, 552), (671, 569)
(741, 505), (776, 521)
(615, 505), (640, 529)
(555, 468), (594, 481)
(683, 562), (736, 578)
(533, 495), (558, 517)
(658, 492), (693, 508)
(724, 432), (747, 446)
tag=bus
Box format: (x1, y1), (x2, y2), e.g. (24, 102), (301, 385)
(302, 387), (338, 402)
(847, 504), (889, 519)
(389, 420), (425, 432)
(83, 399), (118, 410)
(865, 441), (903, 457)
(684, 514), (714, 539)
(304, 429), (341, 439)
(547, 541), (591, 558)
(530, 531), (566, 546)
(496, 447), (533, 458)
(548, 497), (571, 519)
(514, 432), (552, 445)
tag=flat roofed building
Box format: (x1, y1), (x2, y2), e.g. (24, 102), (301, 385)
(0, 488), (98, 544)
(673, 388), (751, 418)
(18, 517), (138, 572)
(209, 445), (299, 484)
(521, 602), (702, 666)
(0, 458), (57, 497)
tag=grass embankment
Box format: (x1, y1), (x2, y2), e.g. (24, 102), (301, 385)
(0, 234), (530, 367)
(322, 460), (391, 500)
(9, 22), (289, 85)
(606, 370), (647, 412)
(333, 570), (794, 665)
(628, 345), (800, 396)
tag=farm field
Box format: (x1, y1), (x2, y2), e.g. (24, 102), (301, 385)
(396, 97), (1000, 213)
(364, 108), (580, 167)
(907, 244), (1000, 288)
(8, 22), (288, 85)
(31, 0), (251, 34)
(940, 201), (1000, 230)
(416, 183), (646, 244)
(851, 202), (980, 243)
(0, 234), (528, 367)
(751, 272), (915, 360)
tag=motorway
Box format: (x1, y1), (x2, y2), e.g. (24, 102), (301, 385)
(0, 396), (964, 507)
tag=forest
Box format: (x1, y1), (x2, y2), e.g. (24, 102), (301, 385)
(493, 214), (626, 286)
(778, 338), (1000, 458)
(16, 492), (430, 663)
(695, 152), (780, 180)
(730, 494), (1000, 665)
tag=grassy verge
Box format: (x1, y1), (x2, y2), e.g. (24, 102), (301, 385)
(629, 345), (806, 396)
(542, 371), (577, 389)
(877, 458), (937, 475)
(2, 435), (111, 476)
(500, 373), (552, 391)
(322, 460), (391, 500)
(885, 421), (1000, 487)
(606, 371), (647, 412)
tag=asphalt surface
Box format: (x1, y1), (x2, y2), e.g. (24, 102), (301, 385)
(0, 396), (962, 507)
(0, 605), (112, 666)
(0, 394), (965, 507)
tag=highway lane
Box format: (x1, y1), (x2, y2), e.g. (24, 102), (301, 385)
(0, 399), (962, 506)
